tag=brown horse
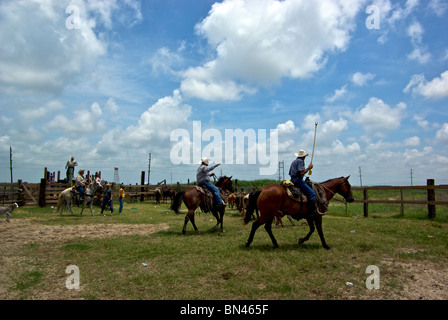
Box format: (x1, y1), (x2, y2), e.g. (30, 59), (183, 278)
(244, 176), (354, 250)
(170, 176), (234, 234)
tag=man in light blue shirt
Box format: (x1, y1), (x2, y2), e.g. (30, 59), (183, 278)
(197, 158), (225, 208)
(289, 150), (325, 216)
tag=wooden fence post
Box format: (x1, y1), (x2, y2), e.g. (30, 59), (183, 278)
(427, 179), (436, 219)
(140, 171), (145, 202)
(39, 178), (46, 207)
(363, 189), (368, 217)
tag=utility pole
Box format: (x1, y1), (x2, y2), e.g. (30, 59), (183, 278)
(278, 161), (284, 181)
(9, 146), (13, 183)
(358, 166), (363, 187)
(148, 153), (151, 185)
(410, 169), (413, 186)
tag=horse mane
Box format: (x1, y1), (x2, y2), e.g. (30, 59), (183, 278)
(320, 176), (345, 184)
(215, 176), (229, 187)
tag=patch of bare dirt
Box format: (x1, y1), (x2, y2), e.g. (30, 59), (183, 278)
(0, 218), (169, 247)
(0, 219), (169, 300)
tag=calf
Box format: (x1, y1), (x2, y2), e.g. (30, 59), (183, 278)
(0, 203), (19, 222)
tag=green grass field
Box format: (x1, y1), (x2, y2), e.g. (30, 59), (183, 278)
(1, 195), (447, 301)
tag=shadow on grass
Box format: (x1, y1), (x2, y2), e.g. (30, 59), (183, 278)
(240, 242), (324, 252)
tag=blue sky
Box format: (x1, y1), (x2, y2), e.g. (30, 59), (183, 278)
(1, 0), (448, 186)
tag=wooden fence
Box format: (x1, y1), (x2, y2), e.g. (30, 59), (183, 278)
(352, 179), (448, 218)
(2, 178), (447, 219)
(0, 180), (185, 207)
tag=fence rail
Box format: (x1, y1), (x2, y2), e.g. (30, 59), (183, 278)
(351, 179), (447, 218)
(1, 178), (447, 219)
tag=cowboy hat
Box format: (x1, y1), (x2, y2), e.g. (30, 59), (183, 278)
(78, 169), (85, 173)
(295, 150), (308, 157)
(200, 158), (210, 165)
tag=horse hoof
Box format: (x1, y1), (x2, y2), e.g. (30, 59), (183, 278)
(245, 242), (251, 248)
(298, 238), (305, 245)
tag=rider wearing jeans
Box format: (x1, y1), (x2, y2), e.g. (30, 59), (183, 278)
(289, 150), (325, 216)
(197, 158), (225, 208)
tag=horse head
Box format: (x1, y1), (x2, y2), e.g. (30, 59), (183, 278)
(216, 175), (234, 193)
(338, 176), (354, 203)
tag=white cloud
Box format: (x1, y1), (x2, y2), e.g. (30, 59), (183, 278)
(436, 123), (448, 144)
(406, 21), (431, 64)
(96, 90), (192, 155)
(352, 72), (376, 86)
(428, 0), (448, 17)
(413, 115), (429, 129)
(404, 136), (420, 146)
(181, 0), (365, 101)
(352, 97), (407, 135)
(326, 85), (348, 103)
(0, 0), (142, 95)
(44, 102), (106, 135)
(404, 71), (448, 99)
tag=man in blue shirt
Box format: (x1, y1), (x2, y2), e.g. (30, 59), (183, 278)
(197, 158), (225, 208)
(289, 150), (325, 216)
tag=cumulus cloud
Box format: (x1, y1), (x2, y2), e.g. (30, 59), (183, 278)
(435, 123), (448, 144)
(407, 21), (431, 64)
(96, 90), (192, 155)
(0, 0), (141, 95)
(352, 97), (407, 135)
(326, 85), (348, 103)
(44, 102), (107, 135)
(404, 70), (448, 99)
(352, 72), (376, 86)
(180, 0), (365, 101)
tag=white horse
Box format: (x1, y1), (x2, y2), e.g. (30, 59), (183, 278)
(80, 180), (103, 216)
(56, 187), (76, 215)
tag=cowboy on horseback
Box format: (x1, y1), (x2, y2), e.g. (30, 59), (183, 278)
(197, 158), (226, 209)
(75, 169), (86, 201)
(289, 150), (325, 216)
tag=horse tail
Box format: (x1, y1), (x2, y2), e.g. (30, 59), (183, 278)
(56, 192), (64, 212)
(244, 190), (261, 224)
(170, 191), (185, 214)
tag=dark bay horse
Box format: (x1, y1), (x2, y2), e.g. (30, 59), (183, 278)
(244, 176), (354, 250)
(170, 176), (234, 234)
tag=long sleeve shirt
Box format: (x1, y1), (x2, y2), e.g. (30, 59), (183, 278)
(196, 164), (219, 184)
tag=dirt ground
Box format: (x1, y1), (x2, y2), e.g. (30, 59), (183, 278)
(0, 218), (169, 300)
(1, 219), (447, 300)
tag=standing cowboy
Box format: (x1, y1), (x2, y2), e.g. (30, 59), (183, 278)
(65, 156), (78, 185)
(197, 158), (226, 208)
(289, 150), (325, 216)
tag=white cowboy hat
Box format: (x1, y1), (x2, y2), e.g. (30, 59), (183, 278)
(200, 158), (210, 165)
(295, 150), (308, 157)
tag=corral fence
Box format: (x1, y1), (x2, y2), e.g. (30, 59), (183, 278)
(352, 179), (448, 219)
(0, 180), (186, 208)
(1, 177), (447, 219)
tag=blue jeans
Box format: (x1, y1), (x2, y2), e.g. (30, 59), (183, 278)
(291, 177), (316, 201)
(119, 197), (124, 213)
(101, 199), (113, 213)
(199, 181), (223, 205)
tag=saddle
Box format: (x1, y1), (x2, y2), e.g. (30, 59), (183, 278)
(195, 185), (226, 213)
(281, 180), (307, 202)
(281, 178), (328, 209)
(195, 185), (213, 198)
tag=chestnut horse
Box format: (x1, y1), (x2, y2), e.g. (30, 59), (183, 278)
(244, 176), (354, 250)
(170, 176), (234, 234)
